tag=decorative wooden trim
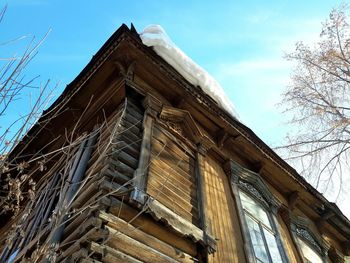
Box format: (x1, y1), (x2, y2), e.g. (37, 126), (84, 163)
(195, 144), (216, 254)
(159, 105), (204, 144)
(227, 167), (256, 263)
(224, 159), (290, 263)
(114, 59), (136, 81)
(269, 213), (291, 263)
(315, 209), (335, 234)
(132, 101), (217, 253)
(289, 216), (330, 262)
(224, 160), (281, 212)
(295, 227), (324, 255)
(146, 198), (216, 252)
(130, 94), (162, 205)
(279, 206), (291, 226)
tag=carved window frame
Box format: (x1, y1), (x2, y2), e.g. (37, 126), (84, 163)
(130, 98), (217, 254)
(225, 160), (290, 263)
(289, 217), (329, 263)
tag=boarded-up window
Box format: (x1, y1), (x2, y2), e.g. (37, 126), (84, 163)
(147, 124), (199, 226)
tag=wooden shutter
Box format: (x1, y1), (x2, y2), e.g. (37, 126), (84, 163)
(147, 125), (200, 227)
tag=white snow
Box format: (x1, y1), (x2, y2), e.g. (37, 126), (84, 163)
(140, 25), (239, 119)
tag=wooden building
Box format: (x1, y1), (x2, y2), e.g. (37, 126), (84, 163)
(0, 24), (350, 263)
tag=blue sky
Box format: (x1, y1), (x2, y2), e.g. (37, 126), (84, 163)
(3, 1), (349, 212)
(2, 0), (342, 146)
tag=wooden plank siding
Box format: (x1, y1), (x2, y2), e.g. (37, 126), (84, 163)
(202, 156), (247, 263)
(65, 195), (199, 262)
(99, 210), (195, 263)
(147, 125), (200, 227)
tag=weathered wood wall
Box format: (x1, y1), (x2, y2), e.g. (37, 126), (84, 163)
(2, 24), (349, 263)
(147, 125), (199, 227)
(60, 97), (145, 261)
(202, 156), (247, 263)
(60, 97), (203, 262)
(90, 197), (198, 263)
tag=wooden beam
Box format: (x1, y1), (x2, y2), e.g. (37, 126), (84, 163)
(45, 129), (99, 263)
(173, 97), (186, 109)
(316, 210), (335, 234)
(80, 258), (103, 263)
(196, 143), (217, 255)
(147, 198), (204, 242)
(215, 129), (228, 149)
(130, 94), (162, 205)
(278, 206), (291, 227)
(287, 191), (299, 211)
(90, 241), (142, 263)
(60, 227), (109, 258)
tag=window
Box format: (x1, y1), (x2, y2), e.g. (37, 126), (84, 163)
(292, 225), (325, 263)
(224, 160), (289, 263)
(297, 238), (323, 263)
(240, 190), (284, 263)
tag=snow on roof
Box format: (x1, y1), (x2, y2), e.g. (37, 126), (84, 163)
(140, 25), (239, 120)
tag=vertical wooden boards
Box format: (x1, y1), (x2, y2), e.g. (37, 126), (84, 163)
(277, 213), (301, 263)
(202, 156), (247, 263)
(147, 125), (199, 227)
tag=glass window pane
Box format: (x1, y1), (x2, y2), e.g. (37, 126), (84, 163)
(245, 214), (269, 263)
(263, 228), (283, 263)
(298, 238), (323, 263)
(240, 190), (271, 228)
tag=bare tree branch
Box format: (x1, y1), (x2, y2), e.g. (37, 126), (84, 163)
(278, 4), (350, 202)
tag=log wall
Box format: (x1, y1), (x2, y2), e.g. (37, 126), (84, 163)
(58, 98), (201, 262)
